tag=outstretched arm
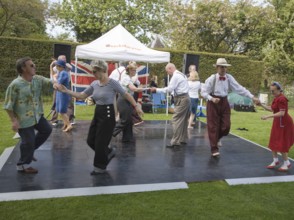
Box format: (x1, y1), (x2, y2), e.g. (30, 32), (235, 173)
(55, 84), (88, 100)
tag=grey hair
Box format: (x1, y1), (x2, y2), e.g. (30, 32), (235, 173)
(90, 60), (108, 73)
(16, 57), (32, 75)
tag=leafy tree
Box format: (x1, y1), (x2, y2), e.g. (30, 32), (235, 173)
(165, 0), (276, 57)
(0, 0), (47, 38)
(50, 0), (167, 43)
(262, 0), (294, 82)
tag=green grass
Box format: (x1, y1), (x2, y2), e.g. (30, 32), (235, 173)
(1, 103), (294, 219)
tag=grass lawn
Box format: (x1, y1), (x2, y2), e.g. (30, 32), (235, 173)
(0, 102), (294, 219)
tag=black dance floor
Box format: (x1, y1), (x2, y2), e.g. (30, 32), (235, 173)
(0, 120), (293, 193)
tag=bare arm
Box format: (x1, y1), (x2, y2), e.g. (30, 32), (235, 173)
(128, 83), (149, 93)
(5, 110), (19, 132)
(55, 84), (89, 100)
(261, 110), (285, 120)
(259, 103), (273, 112)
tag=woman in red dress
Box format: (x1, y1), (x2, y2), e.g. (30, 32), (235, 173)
(260, 82), (294, 171)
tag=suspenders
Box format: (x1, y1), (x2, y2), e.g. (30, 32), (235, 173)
(211, 73), (231, 96)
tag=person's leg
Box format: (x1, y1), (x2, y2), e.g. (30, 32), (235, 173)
(170, 96), (190, 146)
(91, 106), (116, 174)
(17, 127), (36, 165)
(188, 98), (196, 128)
(206, 100), (221, 154)
(279, 152), (291, 171)
(60, 113), (72, 132)
(267, 151), (279, 168)
(113, 96), (132, 141)
(218, 98), (231, 145)
(34, 116), (52, 150)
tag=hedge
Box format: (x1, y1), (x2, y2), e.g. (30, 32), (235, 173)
(0, 37), (262, 100)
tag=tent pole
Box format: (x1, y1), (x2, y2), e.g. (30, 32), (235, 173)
(166, 74), (170, 116)
(73, 56), (78, 124)
(146, 63), (148, 88)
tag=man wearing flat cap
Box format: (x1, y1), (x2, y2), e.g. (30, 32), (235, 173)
(201, 58), (260, 157)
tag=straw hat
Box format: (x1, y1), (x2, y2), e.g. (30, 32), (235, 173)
(188, 71), (199, 81)
(213, 58), (231, 67)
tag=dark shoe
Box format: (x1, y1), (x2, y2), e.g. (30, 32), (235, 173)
(180, 142), (187, 145)
(17, 165), (38, 174)
(166, 144), (180, 148)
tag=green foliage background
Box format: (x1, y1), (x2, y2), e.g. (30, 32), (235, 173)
(0, 37), (262, 100)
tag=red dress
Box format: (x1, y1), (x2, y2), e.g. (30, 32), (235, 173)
(268, 94), (294, 152)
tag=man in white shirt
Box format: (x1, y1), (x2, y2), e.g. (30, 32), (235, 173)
(151, 63), (191, 148)
(201, 58), (260, 157)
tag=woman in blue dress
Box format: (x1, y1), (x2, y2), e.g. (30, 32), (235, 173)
(55, 60), (72, 132)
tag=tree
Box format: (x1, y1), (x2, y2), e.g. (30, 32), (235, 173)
(50, 0), (168, 43)
(262, 0), (294, 82)
(0, 0), (47, 38)
(164, 0), (276, 57)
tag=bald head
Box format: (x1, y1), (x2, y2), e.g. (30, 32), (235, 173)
(165, 63), (176, 75)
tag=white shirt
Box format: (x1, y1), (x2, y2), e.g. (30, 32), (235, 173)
(120, 73), (133, 95)
(157, 70), (189, 95)
(188, 81), (201, 98)
(109, 66), (126, 81)
(201, 73), (254, 101)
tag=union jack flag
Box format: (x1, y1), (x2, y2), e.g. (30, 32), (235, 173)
(137, 65), (149, 85)
(70, 60), (96, 92)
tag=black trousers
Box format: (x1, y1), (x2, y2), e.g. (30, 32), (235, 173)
(113, 95), (133, 141)
(18, 116), (52, 165)
(87, 104), (115, 169)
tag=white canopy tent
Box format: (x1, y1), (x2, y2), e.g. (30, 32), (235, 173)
(73, 24), (170, 116)
(75, 24), (170, 63)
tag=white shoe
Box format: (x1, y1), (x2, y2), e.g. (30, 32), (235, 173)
(278, 163), (289, 172)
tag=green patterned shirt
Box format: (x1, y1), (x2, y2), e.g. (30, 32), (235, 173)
(3, 75), (53, 128)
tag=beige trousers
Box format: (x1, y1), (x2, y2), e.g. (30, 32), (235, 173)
(170, 94), (190, 145)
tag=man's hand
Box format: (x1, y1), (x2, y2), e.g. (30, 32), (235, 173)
(11, 119), (19, 132)
(150, 87), (157, 93)
(211, 97), (220, 104)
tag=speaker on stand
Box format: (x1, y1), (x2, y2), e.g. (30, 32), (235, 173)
(182, 54), (200, 75)
(53, 43), (72, 62)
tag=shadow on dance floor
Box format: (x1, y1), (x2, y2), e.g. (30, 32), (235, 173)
(0, 120), (293, 193)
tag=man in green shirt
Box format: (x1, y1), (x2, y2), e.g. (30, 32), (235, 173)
(3, 57), (56, 174)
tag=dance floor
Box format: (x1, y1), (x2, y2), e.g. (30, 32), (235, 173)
(0, 120), (293, 200)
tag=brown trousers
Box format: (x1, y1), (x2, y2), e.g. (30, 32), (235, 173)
(206, 97), (231, 152)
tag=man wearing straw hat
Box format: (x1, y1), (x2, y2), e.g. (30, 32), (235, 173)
(201, 58), (260, 157)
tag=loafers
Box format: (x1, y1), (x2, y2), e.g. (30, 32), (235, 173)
(17, 165), (38, 174)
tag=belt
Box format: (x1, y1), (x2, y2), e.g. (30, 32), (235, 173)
(210, 95), (227, 99)
(174, 93), (188, 97)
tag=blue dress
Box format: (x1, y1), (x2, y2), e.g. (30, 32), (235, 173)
(56, 70), (70, 113)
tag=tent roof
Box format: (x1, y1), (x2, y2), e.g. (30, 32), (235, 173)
(75, 24), (170, 63)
